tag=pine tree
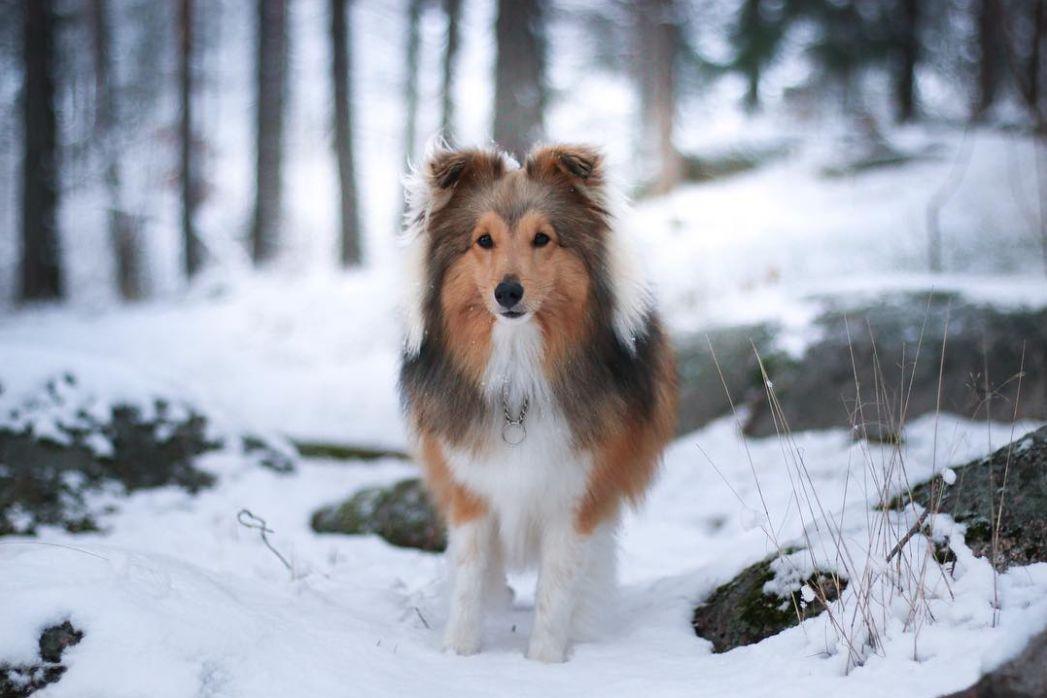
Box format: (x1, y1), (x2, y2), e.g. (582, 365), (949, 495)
(21, 0), (62, 301)
(251, 0), (289, 265)
(493, 0), (546, 159)
(331, 0), (361, 266)
(179, 0), (201, 278)
(731, 0), (786, 113)
(441, 0), (462, 141)
(90, 0), (142, 299)
(634, 0), (683, 195)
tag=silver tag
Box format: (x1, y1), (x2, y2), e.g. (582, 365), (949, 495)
(501, 421), (526, 445)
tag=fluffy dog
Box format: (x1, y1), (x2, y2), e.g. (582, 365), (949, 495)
(399, 143), (677, 662)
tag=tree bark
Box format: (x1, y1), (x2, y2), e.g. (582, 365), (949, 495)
(403, 0), (422, 164)
(1024, 0), (1044, 131)
(21, 0), (62, 301)
(635, 0), (683, 196)
(973, 0), (1003, 121)
(252, 0), (289, 265)
(90, 0), (142, 300)
(331, 0), (361, 266)
(493, 0), (546, 159)
(440, 0), (462, 141)
(179, 0), (201, 278)
(893, 0), (919, 123)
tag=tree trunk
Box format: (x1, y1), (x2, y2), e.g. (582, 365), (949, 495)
(493, 0), (545, 159)
(973, 0), (1003, 120)
(635, 0), (683, 196)
(252, 0), (289, 265)
(90, 0), (143, 300)
(738, 0), (762, 113)
(331, 0), (361, 266)
(893, 0), (919, 123)
(403, 0), (422, 164)
(744, 66), (760, 113)
(21, 0), (62, 301)
(440, 0), (462, 141)
(1025, 0), (1044, 131)
(179, 0), (201, 278)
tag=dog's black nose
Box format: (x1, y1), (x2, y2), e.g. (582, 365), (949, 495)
(494, 279), (524, 309)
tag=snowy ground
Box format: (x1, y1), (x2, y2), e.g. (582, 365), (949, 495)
(2, 122), (1046, 694)
(1, 346), (1045, 697)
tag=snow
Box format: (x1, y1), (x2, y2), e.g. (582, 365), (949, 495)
(2, 315), (1047, 696)
(2, 4), (1046, 689)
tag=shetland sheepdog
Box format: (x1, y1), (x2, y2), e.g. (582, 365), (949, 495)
(399, 143), (677, 662)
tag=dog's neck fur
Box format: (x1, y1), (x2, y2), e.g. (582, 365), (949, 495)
(483, 319), (550, 416)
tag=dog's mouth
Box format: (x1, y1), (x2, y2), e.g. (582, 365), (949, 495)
(499, 309), (527, 320)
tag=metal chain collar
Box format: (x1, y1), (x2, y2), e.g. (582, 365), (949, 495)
(500, 383), (529, 446)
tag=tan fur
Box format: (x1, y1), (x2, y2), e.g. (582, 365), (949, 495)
(418, 430), (488, 526)
(407, 141), (678, 542)
(575, 342), (678, 534)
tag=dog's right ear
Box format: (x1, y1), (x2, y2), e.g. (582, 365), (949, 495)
(406, 145), (509, 222)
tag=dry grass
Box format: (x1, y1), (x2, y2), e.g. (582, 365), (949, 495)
(705, 293), (1027, 671)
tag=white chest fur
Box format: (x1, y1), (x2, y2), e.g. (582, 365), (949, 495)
(442, 318), (593, 569)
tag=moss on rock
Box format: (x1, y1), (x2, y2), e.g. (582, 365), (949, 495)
(0, 388), (221, 536)
(0, 621), (83, 698)
(311, 477), (445, 552)
(898, 425), (1047, 570)
(691, 554), (845, 653)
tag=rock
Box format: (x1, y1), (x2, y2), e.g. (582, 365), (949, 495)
(942, 626), (1047, 698)
(0, 621), (83, 698)
(311, 478), (445, 552)
(674, 323), (785, 435)
(291, 440), (409, 462)
(241, 435), (296, 473)
(898, 425), (1047, 570)
(691, 554), (846, 653)
(673, 293), (1047, 439)
(0, 372), (292, 536)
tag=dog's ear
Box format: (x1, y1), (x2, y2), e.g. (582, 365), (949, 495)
(426, 146), (507, 196)
(404, 144), (510, 232)
(524, 145), (605, 190)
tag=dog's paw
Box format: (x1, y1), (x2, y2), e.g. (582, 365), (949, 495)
(442, 624), (482, 656)
(526, 633), (568, 663)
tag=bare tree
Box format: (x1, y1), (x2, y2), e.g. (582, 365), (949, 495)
(634, 0), (684, 195)
(21, 0), (62, 301)
(892, 0), (919, 122)
(403, 0), (422, 165)
(331, 0), (361, 266)
(441, 0), (462, 140)
(179, 0), (201, 278)
(973, 0), (1004, 120)
(251, 0), (289, 265)
(90, 0), (143, 300)
(493, 0), (546, 159)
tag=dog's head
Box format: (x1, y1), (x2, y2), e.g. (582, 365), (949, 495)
(403, 142), (649, 357)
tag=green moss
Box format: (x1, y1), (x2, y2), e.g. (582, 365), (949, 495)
(311, 477), (445, 552)
(692, 553), (846, 653)
(292, 441), (409, 462)
(896, 426), (1047, 570)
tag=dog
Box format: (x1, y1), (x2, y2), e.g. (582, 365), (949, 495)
(399, 142), (677, 662)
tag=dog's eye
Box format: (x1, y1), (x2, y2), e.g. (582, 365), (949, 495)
(533, 232), (551, 248)
(476, 233), (494, 249)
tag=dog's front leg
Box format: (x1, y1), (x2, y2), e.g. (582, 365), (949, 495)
(527, 523), (589, 663)
(443, 515), (496, 655)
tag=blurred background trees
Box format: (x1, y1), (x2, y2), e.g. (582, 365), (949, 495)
(0, 0), (1044, 306)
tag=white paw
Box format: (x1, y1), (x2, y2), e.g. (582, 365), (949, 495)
(526, 633), (568, 663)
(442, 624), (482, 656)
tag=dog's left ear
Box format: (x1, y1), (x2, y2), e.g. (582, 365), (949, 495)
(524, 145), (605, 192)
